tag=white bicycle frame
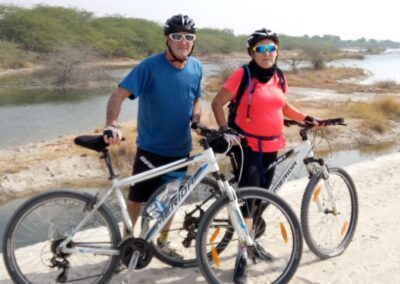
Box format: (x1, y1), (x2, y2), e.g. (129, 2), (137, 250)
(267, 140), (319, 194)
(262, 138), (334, 215)
(58, 146), (254, 264)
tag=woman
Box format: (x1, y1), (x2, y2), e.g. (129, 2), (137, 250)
(212, 28), (320, 284)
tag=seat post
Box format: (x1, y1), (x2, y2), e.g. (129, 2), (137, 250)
(101, 149), (118, 180)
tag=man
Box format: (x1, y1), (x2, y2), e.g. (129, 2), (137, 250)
(103, 14), (202, 256)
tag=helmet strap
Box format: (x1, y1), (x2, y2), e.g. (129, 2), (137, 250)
(165, 41), (194, 63)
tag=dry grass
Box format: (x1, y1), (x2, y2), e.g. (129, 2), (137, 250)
(344, 96), (400, 133)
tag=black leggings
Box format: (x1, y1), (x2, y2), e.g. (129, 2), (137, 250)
(231, 145), (278, 218)
(232, 145), (278, 189)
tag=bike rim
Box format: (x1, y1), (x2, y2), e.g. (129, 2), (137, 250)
(6, 195), (117, 284)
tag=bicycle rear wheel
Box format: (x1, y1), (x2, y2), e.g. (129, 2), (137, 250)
(196, 187), (303, 284)
(2, 190), (121, 284)
(301, 167), (358, 259)
(143, 176), (234, 268)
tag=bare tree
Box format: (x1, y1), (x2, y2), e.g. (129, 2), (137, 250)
(284, 52), (306, 73)
(44, 43), (109, 87)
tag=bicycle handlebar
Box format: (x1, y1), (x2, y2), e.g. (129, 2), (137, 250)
(191, 122), (236, 153)
(284, 117), (347, 128)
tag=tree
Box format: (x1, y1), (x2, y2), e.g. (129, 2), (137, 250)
(302, 44), (337, 70)
(44, 44), (101, 86)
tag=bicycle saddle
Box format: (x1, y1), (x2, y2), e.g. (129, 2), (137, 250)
(74, 135), (108, 152)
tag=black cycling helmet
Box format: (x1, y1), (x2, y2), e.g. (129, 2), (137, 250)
(164, 14), (197, 35)
(247, 28), (279, 55)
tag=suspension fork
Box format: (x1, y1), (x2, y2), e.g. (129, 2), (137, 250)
(305, 158), (338, 214)
(213, 173), (254, 246)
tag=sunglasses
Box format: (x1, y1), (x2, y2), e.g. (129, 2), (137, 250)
(168, 33), (196, 42)
(252, 45), (277, 54)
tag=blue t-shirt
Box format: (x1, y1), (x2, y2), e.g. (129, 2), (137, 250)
(119, 52), (202, 157)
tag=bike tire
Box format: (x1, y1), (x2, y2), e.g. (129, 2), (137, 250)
(2, 190), (121, 284)
(301, 167), (358, 259)
(142, 176), (234, 268)
(196, 187), (303, 284)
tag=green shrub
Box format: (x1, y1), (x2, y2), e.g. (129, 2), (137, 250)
(0, 40), (37, 69)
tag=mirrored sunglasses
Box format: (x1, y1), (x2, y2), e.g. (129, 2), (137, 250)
(253, 45), (277, 54)
(169, 33), (196, 42)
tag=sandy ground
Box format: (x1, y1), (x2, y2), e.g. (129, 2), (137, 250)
(1, 152), (399, 283)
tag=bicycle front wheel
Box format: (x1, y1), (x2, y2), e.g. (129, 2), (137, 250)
(2, 190), (121, 284)
(196, 187), (303, 284)
(301, 167), (358, 259)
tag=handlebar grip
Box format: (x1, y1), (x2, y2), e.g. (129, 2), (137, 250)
(323, 117), (346, 125)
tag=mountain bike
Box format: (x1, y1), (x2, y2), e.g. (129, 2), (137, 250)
(2, 126), (303, 284)
(227, 118), (359, 259)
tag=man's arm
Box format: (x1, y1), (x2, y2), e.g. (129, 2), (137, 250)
(191, 98), (202, 124)
(104, 87), (131, 144)
(106, 87), (131, 126)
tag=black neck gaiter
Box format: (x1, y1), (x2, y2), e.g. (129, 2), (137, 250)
(248, 60), (277, 83)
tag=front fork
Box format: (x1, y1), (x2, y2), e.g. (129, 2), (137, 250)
(215, 175), (254, 246)
(305, 158), (338, 215)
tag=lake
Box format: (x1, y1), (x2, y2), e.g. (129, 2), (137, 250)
(329, 48), (400, 84)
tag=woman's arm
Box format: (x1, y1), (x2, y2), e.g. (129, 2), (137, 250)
(282, 101), (307, 121)
(211, 87), (234, 127)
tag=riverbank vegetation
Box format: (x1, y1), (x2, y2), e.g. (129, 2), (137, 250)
(345, 96), (400, 133)
(1, 4), (399, 72)
(204, 65), (400, 95)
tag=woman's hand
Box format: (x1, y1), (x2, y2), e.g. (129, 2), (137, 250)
(304, 115), (323, 127)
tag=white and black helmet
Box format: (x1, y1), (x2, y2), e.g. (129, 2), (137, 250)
(247, 28), (279, 54)
(164, 14), (196, 35)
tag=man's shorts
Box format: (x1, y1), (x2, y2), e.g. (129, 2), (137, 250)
(128, 148), (188, 202)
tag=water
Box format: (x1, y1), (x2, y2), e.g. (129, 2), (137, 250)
(329, 49), (400, 84)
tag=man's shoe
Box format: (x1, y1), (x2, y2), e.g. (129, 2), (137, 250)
(157, 238), (183, 259)
(233, 254), (247, 284)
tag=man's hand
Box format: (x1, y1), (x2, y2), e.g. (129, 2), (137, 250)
(103, 125), (122, 145)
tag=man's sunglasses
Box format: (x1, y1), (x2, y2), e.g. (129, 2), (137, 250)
(168, 33), (196, 42)
(253, 45), (277, 54)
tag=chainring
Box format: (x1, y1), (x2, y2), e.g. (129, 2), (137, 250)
(118, 237), (153, 270)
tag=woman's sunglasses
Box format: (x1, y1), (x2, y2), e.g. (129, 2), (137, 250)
(252, 45), (277, 54)
(168, 33), (196, 42)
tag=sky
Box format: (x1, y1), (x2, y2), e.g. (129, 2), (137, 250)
(2, 0), (399, 42)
